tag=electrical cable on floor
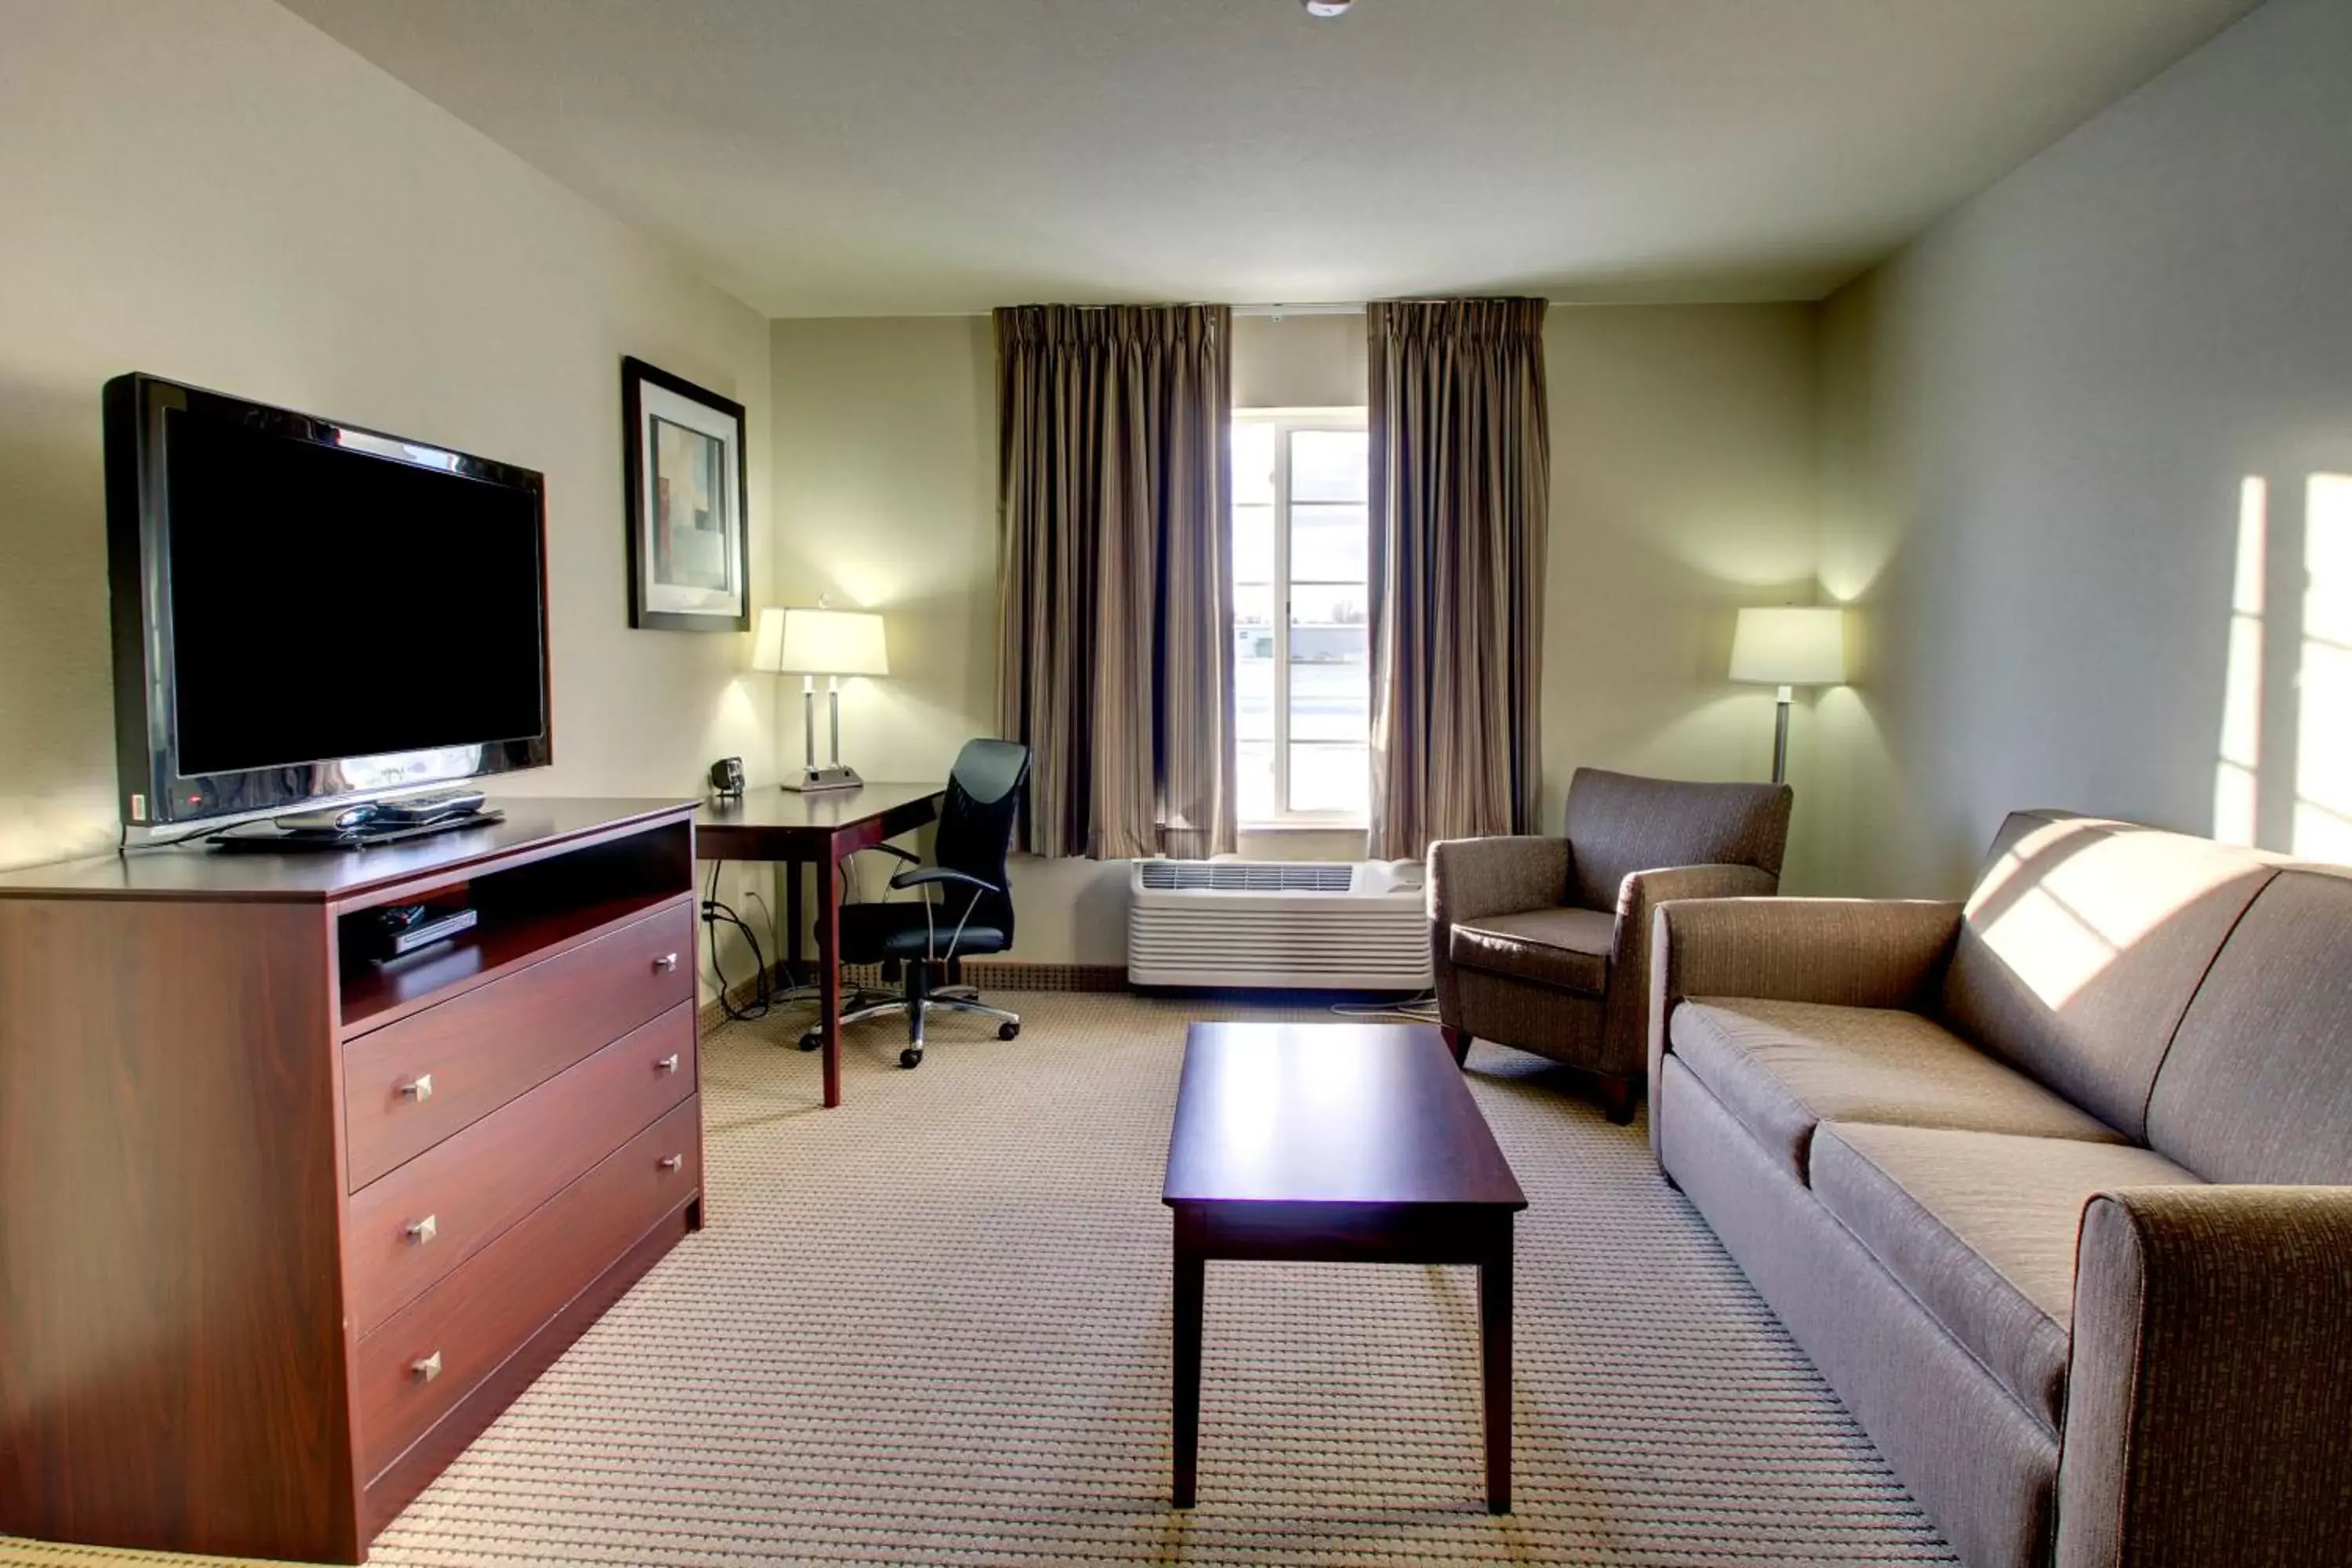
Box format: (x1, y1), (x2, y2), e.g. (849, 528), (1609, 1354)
(1329, 989), (1443, 1023)
(703, 859), (774, 1022)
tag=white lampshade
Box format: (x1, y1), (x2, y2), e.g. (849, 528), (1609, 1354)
(1730, 606), (1848, 687)
(751, 606), (889, 677)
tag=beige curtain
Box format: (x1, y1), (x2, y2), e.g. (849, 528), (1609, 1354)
(1366, 298), (1550, 861)
(996, 304), (1236, 859)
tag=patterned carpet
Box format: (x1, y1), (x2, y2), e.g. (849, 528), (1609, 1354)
(2, 992), (1955, 1566)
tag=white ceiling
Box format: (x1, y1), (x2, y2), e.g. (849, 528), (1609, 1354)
(280, 0), (2256, 318)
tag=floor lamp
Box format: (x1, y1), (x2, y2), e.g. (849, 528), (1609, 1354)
(1730, 606), (1847, 785)
(751, 605), (891, 792)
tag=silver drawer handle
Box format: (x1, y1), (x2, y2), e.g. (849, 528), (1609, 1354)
(659, 1154), (684, 1171)
(405, 1214), (438, 1247)
(399, 1073), (434, 1103)
(652, 953), (680, 973)
(413, 1350), (442, 1384)
(655, 1053), (681, 1075)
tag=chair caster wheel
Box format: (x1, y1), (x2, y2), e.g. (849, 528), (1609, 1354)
(797, 1031), (822, 1052)
(899, 1047), (924, 1069)
(997, 1022), (1021, 1040)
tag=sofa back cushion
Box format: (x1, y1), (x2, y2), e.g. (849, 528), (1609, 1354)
(2146, 867), (2352, 1184)
(1940, 811), (2276, 1140)
(1561, 768), (1791, 914)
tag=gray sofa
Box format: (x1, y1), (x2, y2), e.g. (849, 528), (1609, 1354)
(1650, 809), (2352, 1568)
(1428, 767), (1792, 1123)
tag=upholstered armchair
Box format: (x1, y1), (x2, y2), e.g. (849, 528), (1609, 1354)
(1428, 768), (1793, 1122)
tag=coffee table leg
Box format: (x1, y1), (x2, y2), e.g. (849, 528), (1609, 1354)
(1481, 1236), (1513, 1514)
(1173, 1228), (1203, 1508)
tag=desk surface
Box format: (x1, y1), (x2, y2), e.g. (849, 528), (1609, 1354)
(695, 782), (946, 833)
(1163, 1023), (1528, 1209)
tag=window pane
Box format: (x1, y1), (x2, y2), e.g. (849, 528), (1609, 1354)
(1291, 503), (1367, 583)
(1232, 422), (1276, 507)
(1289, 742), (1369, 816)
(1290, 583), (1368, 628)
(1236, 740), (1276, 824)
(1290, 429), (1367, 504)
(1233, 503), (1275, 584)
(1288, 656), (1367, 741)
(1234, 583), (1276, 630)
(1234, 638), (1276, 742)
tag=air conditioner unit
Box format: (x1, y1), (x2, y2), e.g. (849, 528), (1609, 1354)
(1126, 860), (1432, 990)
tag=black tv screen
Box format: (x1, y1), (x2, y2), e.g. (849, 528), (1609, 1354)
(106, 375), (552, 826)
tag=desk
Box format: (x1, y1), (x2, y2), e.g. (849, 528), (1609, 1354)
(696, 782), (946, 1106)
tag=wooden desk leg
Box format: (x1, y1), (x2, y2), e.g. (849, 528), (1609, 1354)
(785, 857), (804, 985)
(1480, 1227), (1513, 1514)
(816, 839), (843, 1109)
(1172, 1219), (1204, 1508)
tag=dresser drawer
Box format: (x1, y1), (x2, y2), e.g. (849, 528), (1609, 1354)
(354, 1095), (700, 1484)
(348, 1001), (696, 1335)
(343, 899), (692, 1189)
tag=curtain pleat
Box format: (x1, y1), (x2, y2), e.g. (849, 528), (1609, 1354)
(1366, 298), (1549, 861)
(996, 305), (1235, 860)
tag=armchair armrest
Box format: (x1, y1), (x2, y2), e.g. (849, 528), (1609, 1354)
(2057, 1186), (2352, 1568)
(889, 866), (1001, 896)
(1599, 864), (1780, 1076)
(1427, 835), (1572, 927)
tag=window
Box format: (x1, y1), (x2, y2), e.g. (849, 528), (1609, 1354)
(1231, 410), (1370, 825)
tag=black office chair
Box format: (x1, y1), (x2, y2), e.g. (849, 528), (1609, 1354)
(799, 738), (1032, 1069)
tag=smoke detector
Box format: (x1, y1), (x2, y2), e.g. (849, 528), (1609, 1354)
(1302, 0), (1353, 16)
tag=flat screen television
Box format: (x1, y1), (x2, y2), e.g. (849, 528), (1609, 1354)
(103, 374), (552, 829)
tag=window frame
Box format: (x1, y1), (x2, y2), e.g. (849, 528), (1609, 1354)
(1231, 405), (1371, 829)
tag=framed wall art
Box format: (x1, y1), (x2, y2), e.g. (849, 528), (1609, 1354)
(622, 355), (750, 632)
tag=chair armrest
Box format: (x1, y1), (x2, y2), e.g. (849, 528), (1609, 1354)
(1600, 865), (1780, 1075)
(858, 844), (920, 864)
(1647, 897), (1962, 1155)
(889, 866), (1002, 896)
(2057, 1186), (2352, 1568)
(1427, 835), (1573, 927)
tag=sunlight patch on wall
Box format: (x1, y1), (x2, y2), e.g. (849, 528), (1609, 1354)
(2213, 477), (2267, 846)
(2295, 474), (2352, 862)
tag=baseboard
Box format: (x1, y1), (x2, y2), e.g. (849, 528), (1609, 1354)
(700, 961), (1128, 1028)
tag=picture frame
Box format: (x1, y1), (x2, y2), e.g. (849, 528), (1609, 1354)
(622, 355), (750, 632)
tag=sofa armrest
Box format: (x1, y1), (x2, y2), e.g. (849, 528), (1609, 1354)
(1427, 835), (1573, 928)
(2057, 1186), (2352, 1568)
(1599, 864), (1779, 1077)
(1647, 897), (1962, 1155)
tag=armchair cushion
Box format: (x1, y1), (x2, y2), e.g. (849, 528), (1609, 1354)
(1671, 998), (2127, 1183)
(1450, 906), (1613, 996)
(1810, 1125), (2202, 1434)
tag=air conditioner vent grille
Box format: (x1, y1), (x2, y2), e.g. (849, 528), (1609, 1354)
(1138, 861), (1354, 893)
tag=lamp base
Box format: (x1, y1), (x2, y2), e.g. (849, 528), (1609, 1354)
(780, 763), (864, 793)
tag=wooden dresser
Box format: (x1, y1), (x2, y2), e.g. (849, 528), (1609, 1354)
(0, 799), (704, 1563)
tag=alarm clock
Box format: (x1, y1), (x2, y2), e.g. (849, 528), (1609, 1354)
(707, 756), (746, 799)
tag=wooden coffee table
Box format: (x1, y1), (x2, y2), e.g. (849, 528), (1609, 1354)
(1161, 1022), (1528, 1513)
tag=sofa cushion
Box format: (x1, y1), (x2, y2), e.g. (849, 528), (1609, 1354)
(1671, 998), (2126, 1184)
(1450, 906), (1613, 996)
(1811, 1124), (2205, 1434)
(1940, 811), (2277, 1141)
(2146, 866), (2352, 1184)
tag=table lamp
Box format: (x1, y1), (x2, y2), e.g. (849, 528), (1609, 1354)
(751, 605), (889, 792)
(1730, 606), (1847, 784)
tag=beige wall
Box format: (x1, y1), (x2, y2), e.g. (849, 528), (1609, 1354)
(770, 304), (1827, 959)
(1542, 305), (1827, 880)
(0, 0), (771, 990)
(1813, 0), (2352, 896)
(1232, 314), (1367, 411)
